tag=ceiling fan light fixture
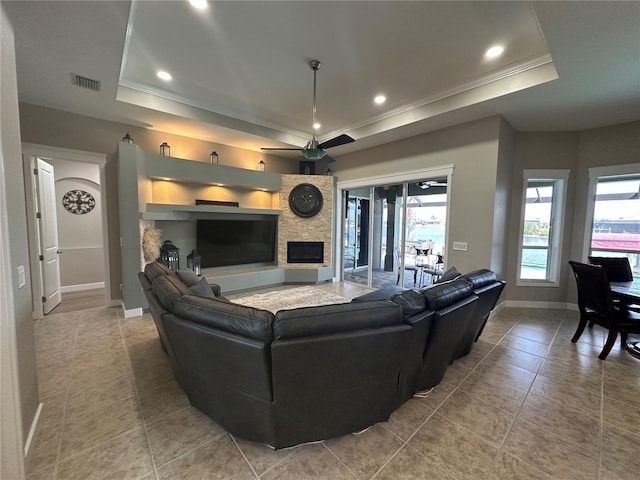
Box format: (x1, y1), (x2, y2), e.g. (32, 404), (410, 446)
(302, 148), (326, 160)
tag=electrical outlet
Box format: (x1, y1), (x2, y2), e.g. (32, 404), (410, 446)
(17, 265), (26, 288)
(452, 241), (468, 251)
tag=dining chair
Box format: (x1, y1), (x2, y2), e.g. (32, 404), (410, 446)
(587, 256), (633, 281)
(588, 256), (640, 313)
(568, 261), (640, 360)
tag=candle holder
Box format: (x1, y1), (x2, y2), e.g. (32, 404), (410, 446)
(122, 132), (134, 144)
(257, 160), (265, 171)
(210, 151), (218, 164)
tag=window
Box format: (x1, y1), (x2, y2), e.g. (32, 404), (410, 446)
(585, 169), (640, 279)
(517, 170), (569, 285)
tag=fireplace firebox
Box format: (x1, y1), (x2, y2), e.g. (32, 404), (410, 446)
(287, 241), (324, 264)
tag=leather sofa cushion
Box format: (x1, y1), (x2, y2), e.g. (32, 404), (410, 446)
(391, 290), (427, 319)
(421, 278), (473, 311)
(351, 286), (407, 302)
(274, 300), (402, 340)
(173, 294), (274, 341)
(435, 266), (461, 284)
(152, 274), (191, 310)
(176, 269), (201, 287)
(189, 277), (217, 299)
(460, 269), (497, 289)
(144, 261), (172, 281)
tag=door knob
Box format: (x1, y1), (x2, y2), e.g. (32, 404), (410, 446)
(57, 250), (63, 254)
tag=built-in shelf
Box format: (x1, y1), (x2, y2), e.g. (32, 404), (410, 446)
(146, 154), (281, 191)
(141, 203), (281, 220)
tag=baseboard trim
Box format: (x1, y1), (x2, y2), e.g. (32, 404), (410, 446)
(503, 300), (576, 310)
(123, 306), (143, 318)
(24, 402), (43, 462)
(61, 282), (105, 293)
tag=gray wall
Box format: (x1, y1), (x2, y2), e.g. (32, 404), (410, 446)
(334, 116), (502, 275)
(1, 5), (39, 446)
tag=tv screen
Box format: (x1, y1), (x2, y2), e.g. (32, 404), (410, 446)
(196, 218), (277, 268)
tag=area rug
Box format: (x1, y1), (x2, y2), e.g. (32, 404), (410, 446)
(232, 286), (351, 313)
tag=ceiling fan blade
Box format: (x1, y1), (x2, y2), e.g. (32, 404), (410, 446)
(260, 147), (303, 151)
(318, 134), (355, 150)
(320, 153), (336, 164)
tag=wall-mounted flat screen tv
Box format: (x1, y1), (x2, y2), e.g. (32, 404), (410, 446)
(196, 218), (277, 268)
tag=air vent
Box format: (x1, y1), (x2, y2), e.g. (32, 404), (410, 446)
(70, 73), (101, 92)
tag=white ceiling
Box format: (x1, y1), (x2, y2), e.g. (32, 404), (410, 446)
(4, 1), (640, 159)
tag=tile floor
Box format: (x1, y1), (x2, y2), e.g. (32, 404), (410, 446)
(27, 283), (640, 480)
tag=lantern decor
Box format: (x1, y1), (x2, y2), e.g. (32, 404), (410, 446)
(159, 240), (180, 271)
(122, 132), (134, 144)
(186, 249), (202, 276)
(257, 160), (265, 171)
(210, 151), (219, 164)
(160, 142), (171, 156)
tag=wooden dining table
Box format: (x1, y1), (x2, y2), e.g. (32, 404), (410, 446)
(610, 279), (640, 358)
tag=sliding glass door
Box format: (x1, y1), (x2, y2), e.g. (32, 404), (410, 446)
(341, 175), (448, 289)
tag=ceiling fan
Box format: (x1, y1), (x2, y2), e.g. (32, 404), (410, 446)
(417, 180), (447, 189)
(261, 59), (355, 164)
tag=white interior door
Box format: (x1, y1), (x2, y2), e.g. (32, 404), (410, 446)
(37, 158), (62, 314)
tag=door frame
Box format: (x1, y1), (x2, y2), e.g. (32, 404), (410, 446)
(22, 143), (110, 318)
(336, 165), (454, 283)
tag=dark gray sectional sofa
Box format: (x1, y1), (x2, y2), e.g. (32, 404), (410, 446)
(139, 261), (504, 449)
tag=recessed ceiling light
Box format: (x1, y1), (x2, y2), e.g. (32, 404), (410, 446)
(189, 0), (208, 9)
(313, 123), (321, 130)
(157, 71), (172, 81)
(374, 95), (386, 105)
(485, 45), (504, 59)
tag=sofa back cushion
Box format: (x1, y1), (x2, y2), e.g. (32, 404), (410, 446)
(273, 300), (402, 340)
(390, 290), (427, 319)
(144, 261), (172, 281)
(173, 294), (274, 342)
(460, 269), (497, 289)
(421, 278), (473, 311)
(152, 274), (191, 310)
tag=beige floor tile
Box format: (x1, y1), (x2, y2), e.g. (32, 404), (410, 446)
(472, 360), (537, 391)
(440, 362), (473, 386)
(601, 423), (640, 480)
(233, 437), (299, 476)
(56, 427), (154, 480)
(259, 443), (354, 480)
(518, 392), (601, 454)
(25, 423), (63, 474)
(59, 393), (143, 459)
(374, 444), (459, 480)
(500, 334), (550, 356)
(412, 380), (456, 409)
(137, 378), (190, 426)
(486, 450), (553, 480)
(409, 414), (498, 480)
(509, 325), (557, 345)
(603, 395), (640, 434)
(382, 399), (433, 441)
(483, 344), (544, 372)
(502, 418), (599, 480)
(156, 434), (256, 479)
(26, 465), (55, 480)
(324, 424), (404, 479)
(529, 373), (602, 417)
(454, 340), (495, 369)
(458, 369), (528, 414)
(437, 389), (515, 445)
(147, 406), (226, 468)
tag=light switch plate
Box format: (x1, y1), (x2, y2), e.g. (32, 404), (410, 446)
(452, 241), (468, 251)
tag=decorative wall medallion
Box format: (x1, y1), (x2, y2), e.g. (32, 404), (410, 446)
(62, 190), (96, 215)
(289, 183), (323, 217)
